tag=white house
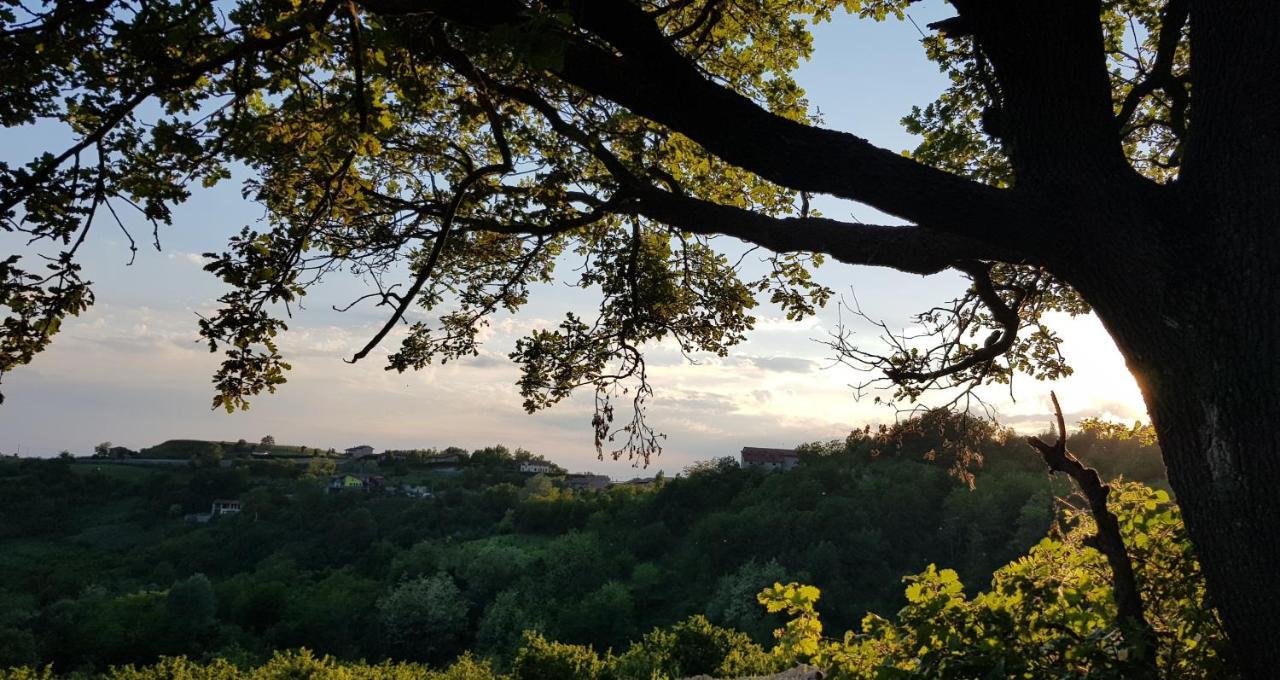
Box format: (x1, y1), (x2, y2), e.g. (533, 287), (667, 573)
(400, 484), (433, 499)
(211, 498), (241, 515)
(520, 461), (553, 474)
(344, 444), (376, 458)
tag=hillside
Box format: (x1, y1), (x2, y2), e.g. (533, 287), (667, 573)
(0, 415), (1197, 677)
(133, 439), (339, 460)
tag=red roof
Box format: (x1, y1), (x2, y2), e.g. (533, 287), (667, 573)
(741, 447), (798, 463)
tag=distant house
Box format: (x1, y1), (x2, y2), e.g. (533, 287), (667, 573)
(519, 461), (554, 474)
(400, 484), (433, 499)
(741, 447), (800, 471)
(328, 474), (385, 493)
(563, 473), (611, 492)
(329, 474), (365, 492)
(345, 445), (376, 459)
(211, 498), (241, 515)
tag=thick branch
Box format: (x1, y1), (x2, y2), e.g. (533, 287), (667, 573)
(364, 0), (1022, 245)
(1028, 391), (1157, 671)
(1115, 0), (1189, 134)
(1182, 1), (1280, 201)
(950, 1), (1131, 183)
(630, 188), (1024, 276)
(426, 48), (1027, 279)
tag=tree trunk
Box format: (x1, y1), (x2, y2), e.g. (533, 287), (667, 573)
(1080, 221), (1280, 678)
(1145, 363), (1280, 678)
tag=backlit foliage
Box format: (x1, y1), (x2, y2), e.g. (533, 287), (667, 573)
(1, 0), (1193, 460)
(759, 483), (1234, 679)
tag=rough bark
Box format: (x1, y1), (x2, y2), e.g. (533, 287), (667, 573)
(951, 8), (1280, 671)
(1072, 201), (1280, 677)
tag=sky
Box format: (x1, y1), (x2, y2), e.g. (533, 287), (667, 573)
(0, 4), (1149, 475)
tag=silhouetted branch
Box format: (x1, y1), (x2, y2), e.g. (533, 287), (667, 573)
(1028, 391), (1157, 674)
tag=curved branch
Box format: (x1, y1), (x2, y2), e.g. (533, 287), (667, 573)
(1027, 391), (1157, 672)
(427, 49), (1027, 278)
(0, 0), (343, 215)
(882, 260), (1020, 382)
(363, 0), (1021, 243)
(630, 188), (1026, 276)
(1115, 0), (1189, 134)
(347, 78), (513, 363)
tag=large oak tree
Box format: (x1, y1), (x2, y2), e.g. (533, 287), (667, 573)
(2, 0), (1276, 674)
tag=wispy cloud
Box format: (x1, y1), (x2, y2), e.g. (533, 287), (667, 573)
(739, 355), (817, 373)
(167, 251), (207, 267)
(0, 302), (1149, 476)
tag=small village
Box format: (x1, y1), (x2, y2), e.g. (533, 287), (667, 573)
(67, 437), (800, 524)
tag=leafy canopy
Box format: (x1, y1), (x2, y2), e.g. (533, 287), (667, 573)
(0, 0), (1187, 457)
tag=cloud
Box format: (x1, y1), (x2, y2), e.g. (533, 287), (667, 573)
(1, 297), (1150, 479)
(996, 400), (1148, 433)
(740, 355), (816, 373)
(466, 353), (509, 369)
(752, 316), (825, 333)
(167, 251), (207, 266)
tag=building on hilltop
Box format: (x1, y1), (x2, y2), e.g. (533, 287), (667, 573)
(344, 445), (376, 459)
(519, 461), (554, 474)
(562, 473), (611, 492)
(741, 447), (800, 471)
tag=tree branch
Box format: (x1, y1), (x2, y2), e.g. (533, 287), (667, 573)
(882, 260), (1020, 381)
(1, 0), (343, 215)
(1182, 1), (1280, 196)
(629, 188), (1025, 276)
(426, 47), (1028, 278)
(347, 64), (514, 363)
(363, 0), (1022, 245)
(1115, 0), (1188, 135)
(1028, 391), (1157, 672)
(949, 1), (1130, 183)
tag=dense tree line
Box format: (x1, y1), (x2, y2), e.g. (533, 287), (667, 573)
(0, 482), (1231, 678)
(0, 415), (1171, 675)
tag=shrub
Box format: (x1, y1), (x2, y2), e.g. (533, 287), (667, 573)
(511, 631), (605, 680)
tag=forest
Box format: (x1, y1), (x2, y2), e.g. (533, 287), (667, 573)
(0, 413), (1230, 678)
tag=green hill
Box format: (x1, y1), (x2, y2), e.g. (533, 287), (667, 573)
(138, 439), (336, 460)
(0, 416), (1208, 677)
